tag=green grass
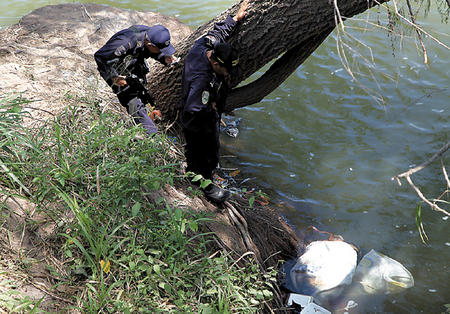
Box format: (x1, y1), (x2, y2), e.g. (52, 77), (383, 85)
(0, 94), (276, 313)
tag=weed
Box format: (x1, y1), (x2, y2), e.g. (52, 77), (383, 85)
(0, 95), (276, 312)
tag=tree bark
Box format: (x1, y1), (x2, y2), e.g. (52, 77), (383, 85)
(148, 0), (390, 121)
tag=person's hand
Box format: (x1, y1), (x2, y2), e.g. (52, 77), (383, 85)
(112, 76), (127, 87)
(234, 0), (249, 22)
(164, 56), (174, 66)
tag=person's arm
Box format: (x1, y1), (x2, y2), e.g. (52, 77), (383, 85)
(94, 32), (134, 85)
(206, 0), (249, 43)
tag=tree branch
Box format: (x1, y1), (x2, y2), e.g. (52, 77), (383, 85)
(392, 142), (449, 182)
(392, 142), (450, 216)
(405, 0), (428, 64)
(405, 175), (449, 216)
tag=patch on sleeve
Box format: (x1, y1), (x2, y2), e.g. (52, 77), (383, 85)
(114, 45), (127, 57)
(201, 91), (210, 105)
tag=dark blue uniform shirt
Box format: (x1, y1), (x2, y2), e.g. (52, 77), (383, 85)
(180, 16), (237, 114)
(94, 25), (165, 82)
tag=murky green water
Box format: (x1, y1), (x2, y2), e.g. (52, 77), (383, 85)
(1, 1), (448, 312)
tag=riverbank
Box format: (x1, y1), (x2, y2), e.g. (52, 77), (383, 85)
(0, 4), (299, 312)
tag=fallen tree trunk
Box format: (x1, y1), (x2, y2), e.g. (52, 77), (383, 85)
(148, 0), (390, 120)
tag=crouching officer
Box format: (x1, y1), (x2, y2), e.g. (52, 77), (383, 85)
(94, 24), (176, 136)
(180, 0), (249, 203)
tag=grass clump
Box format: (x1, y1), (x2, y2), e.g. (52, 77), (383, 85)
(0, 95), (276, 313)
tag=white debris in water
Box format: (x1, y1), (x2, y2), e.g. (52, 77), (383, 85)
(442, 216), (448, 221)
(432, 109), (444, 113)
(445, 242), (450, 247)
(332, 68), (344, 75)
(408, 123), (429, 132)
(345, 300), (358, 310)
(290, 174), (296, 178)
(428, 289), (437, 293)
(363, 211), (368, 214)
(349, 168), (353, 171)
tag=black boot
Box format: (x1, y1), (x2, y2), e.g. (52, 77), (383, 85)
(204, 184), (230, 203)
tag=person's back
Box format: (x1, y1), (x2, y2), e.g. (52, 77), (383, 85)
(94, 24), (176, 136)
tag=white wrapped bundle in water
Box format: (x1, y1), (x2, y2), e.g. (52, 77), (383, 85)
(290, 240), (357, 296)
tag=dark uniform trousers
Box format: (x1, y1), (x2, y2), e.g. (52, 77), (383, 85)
(108, 78), (158, 136)
(182, 109), (220, 180)
(180, 15), (236, 180)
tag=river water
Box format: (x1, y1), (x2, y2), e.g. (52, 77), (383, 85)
(1, 1), (449, 313)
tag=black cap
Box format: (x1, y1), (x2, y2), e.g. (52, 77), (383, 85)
(211, 43), (239, 71)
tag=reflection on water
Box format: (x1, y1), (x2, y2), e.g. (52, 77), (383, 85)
(1, 0), (449, 312)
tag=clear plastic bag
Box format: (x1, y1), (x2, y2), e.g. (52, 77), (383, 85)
(353, 249), (414, 294)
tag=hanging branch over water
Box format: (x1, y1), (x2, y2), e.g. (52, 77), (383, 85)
(392, 142), (450, 216)
(405, 0), (428, 64)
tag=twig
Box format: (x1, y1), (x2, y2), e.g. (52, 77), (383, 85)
(19, 222), (26, 254)
(392, 142), (449, 183)
(96, 165), (100, 195)
(164, 109), (179, 132)
(405, 0), (428, 64)
(442, 158), (450, 189)
(333, 0), (345, 31)
(389, 0), (450, 51)
(23, 106), (55, 116)
(29, 281), (74, 304)
(263, 250), (281, 264)
(81, 4), (93, 21)
(392, 142), (450, 216)
(231, 251), (255, 268)
(405, 175), (449, 216)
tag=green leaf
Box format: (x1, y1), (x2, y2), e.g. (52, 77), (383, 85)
(189, 221), (198, 232)
(415, 203), (429, 244)
(132, 202), (141, 217)
(174, 208), (182, 221)
(192, 174), (202, 182)
(200, 179), (212, 189)
(153, 264), (161, 275)
(206, 288), (217, 295)
(262, 289), (273, 298)
(249, 196), (255, 207)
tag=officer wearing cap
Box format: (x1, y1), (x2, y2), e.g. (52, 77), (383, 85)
(180, 0), (249, 203)
(94, 24), (176, 136)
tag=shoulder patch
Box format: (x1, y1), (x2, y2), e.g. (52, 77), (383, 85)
(201, 91), (210, 105)
(114, 45), (127, 57)
(136, 41), (143, 48)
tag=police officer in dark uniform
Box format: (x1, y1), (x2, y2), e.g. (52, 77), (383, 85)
(94, 25), (176, 136)
(180, 0), (249, 203)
